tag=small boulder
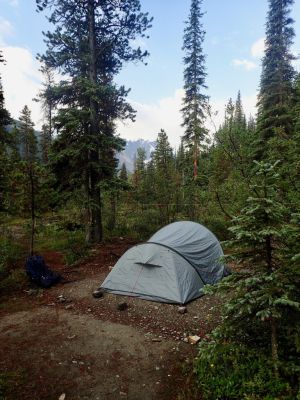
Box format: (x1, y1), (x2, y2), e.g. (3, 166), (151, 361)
(92, 289), (104, 299)
(178, 306), (187, 314)
(117, 302), (128, 311)
(188, 335), (201, 345)
(57, 295), (67, 303)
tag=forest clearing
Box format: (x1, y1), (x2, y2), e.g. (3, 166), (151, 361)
(0, 237), (221, 400)
(1, 0), (300, 399)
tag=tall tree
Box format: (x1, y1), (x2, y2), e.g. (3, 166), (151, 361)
(36, 0), (152, 243)
(119, 162), (128, 182)
(18, 106), (38, 255)
(256, 0), (296, 158)
(0, 51), (12, 211)
(233, 90), (246, 129)
(35, 64), (55, 163)
(152, 129), (174, 224)
(181, 0), (208, 179)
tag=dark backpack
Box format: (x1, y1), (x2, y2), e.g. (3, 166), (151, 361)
(25, 255), (61, 288)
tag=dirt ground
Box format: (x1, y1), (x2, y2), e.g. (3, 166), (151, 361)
(0, 238), (222, 400)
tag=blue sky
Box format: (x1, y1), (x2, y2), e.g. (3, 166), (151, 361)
(0, 0), (299, 147)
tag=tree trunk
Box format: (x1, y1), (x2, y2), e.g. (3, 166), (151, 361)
(270, 318), (279, 378)
(29, 164), (35, 256)
(108, 191), (116, 231)
(87, 0), (102, 243)
(193, 132), (199, 179)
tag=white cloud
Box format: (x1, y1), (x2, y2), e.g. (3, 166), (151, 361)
(232, 58), (257, 71)
(0, 0), (19, 7)
(208, 93), (257, 132)
(130, 38), (147, 50)
(117, 90), (258, 149)
(251, 37), (265, 58)
(0, 46), (43, 126)
(117, 89), (184, 149)
(292, 50), (300, 72)
(0, 17), (14, 45)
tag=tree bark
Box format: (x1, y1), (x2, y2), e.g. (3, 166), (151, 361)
(87, 0), (102, 243)
(29, 164), (35, 256)
(271, 318), (279, 378)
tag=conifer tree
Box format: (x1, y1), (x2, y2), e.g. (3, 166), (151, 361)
(119, 162), (128, 182)
(40, 123), (52, 164)
(256, 0), (296, 158)
(35, 64), (55, 164)
(0, 51), (12, 211)
(153, 129), (173, 173)
(195, 161), (300, 399)
(181, 0), (208, 179)
(18, 106), (38, 254)
(36, 0), (152, 243)
(133, 147), (146, 189)
(19, 106), (37, 162)
(152, 129), (174, 223)
(234, 90), (246, 129)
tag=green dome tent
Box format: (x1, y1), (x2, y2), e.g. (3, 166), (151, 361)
(100, 221), (228, 304)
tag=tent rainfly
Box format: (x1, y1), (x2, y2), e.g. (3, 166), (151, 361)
(101, 221), (229, 304)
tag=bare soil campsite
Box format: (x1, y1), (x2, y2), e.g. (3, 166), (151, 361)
(1, 0), (300, 398)
(0, 238), (222, 400)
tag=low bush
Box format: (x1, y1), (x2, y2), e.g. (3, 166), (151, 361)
(195, 338), (296, 400)
(63, 231), (90, 266)
(0, 236), (24, 292)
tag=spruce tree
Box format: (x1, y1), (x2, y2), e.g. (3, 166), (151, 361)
(18, 106), (38, 254)
(195, 161), (300, 399)
(36, 0), (152, 243)
(256, 0), (296, 158)
(119, 162), (128, 182)
(152, 129), (174, 224)
(181, 0), (208, 179)
(35, 64), (55, 164)
(40, 123), (52, 164)
(233, 91), (246, 129)
(0, 51), (12, 211)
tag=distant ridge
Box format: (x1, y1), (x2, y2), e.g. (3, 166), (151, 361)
(118, 139), (156, 172)
(6, 122), (155, 173)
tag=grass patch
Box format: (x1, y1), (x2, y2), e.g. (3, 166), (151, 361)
(35, 221), (90, 266)
(0, 235), (25, 293)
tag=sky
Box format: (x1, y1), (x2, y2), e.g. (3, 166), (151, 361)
(0, 0), (300, 148)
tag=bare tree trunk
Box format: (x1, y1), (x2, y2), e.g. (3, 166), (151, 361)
(271, 319), (279, 378)
(87, 0), (102, 243)
(29, 164), (35, 256)
(108, 191), (116, 231)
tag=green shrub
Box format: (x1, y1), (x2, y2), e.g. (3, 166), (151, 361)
(63, 231), (90, 266)
(0, 237), (23, 291)
(195, 339), (295, 400)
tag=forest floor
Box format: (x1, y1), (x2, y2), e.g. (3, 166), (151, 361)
(0, 238), (223, 400)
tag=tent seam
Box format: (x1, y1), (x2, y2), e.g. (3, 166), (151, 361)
(145, 241), (205, 285)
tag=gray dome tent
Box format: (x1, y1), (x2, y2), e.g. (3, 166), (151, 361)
(101, 221), (227, 304)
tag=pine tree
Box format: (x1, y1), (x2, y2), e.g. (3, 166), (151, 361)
(36, 0), (152, 243)
(153, 129), (173, 173)
(0, 51), (12, 211)
(39, 124), (49, 163)
(181, 0), (208, 179)
(233, 91), (246, 129)
(133, 147), (146, 189)
(35, 64), (55, 164)
(195, 161), (300, 399)
(152, 129), (174, 224)
(119, 162), (128, 182)
(19, 106), (37, 163)
(18, 106), (38, 254)
(256, 0), (296, 158)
